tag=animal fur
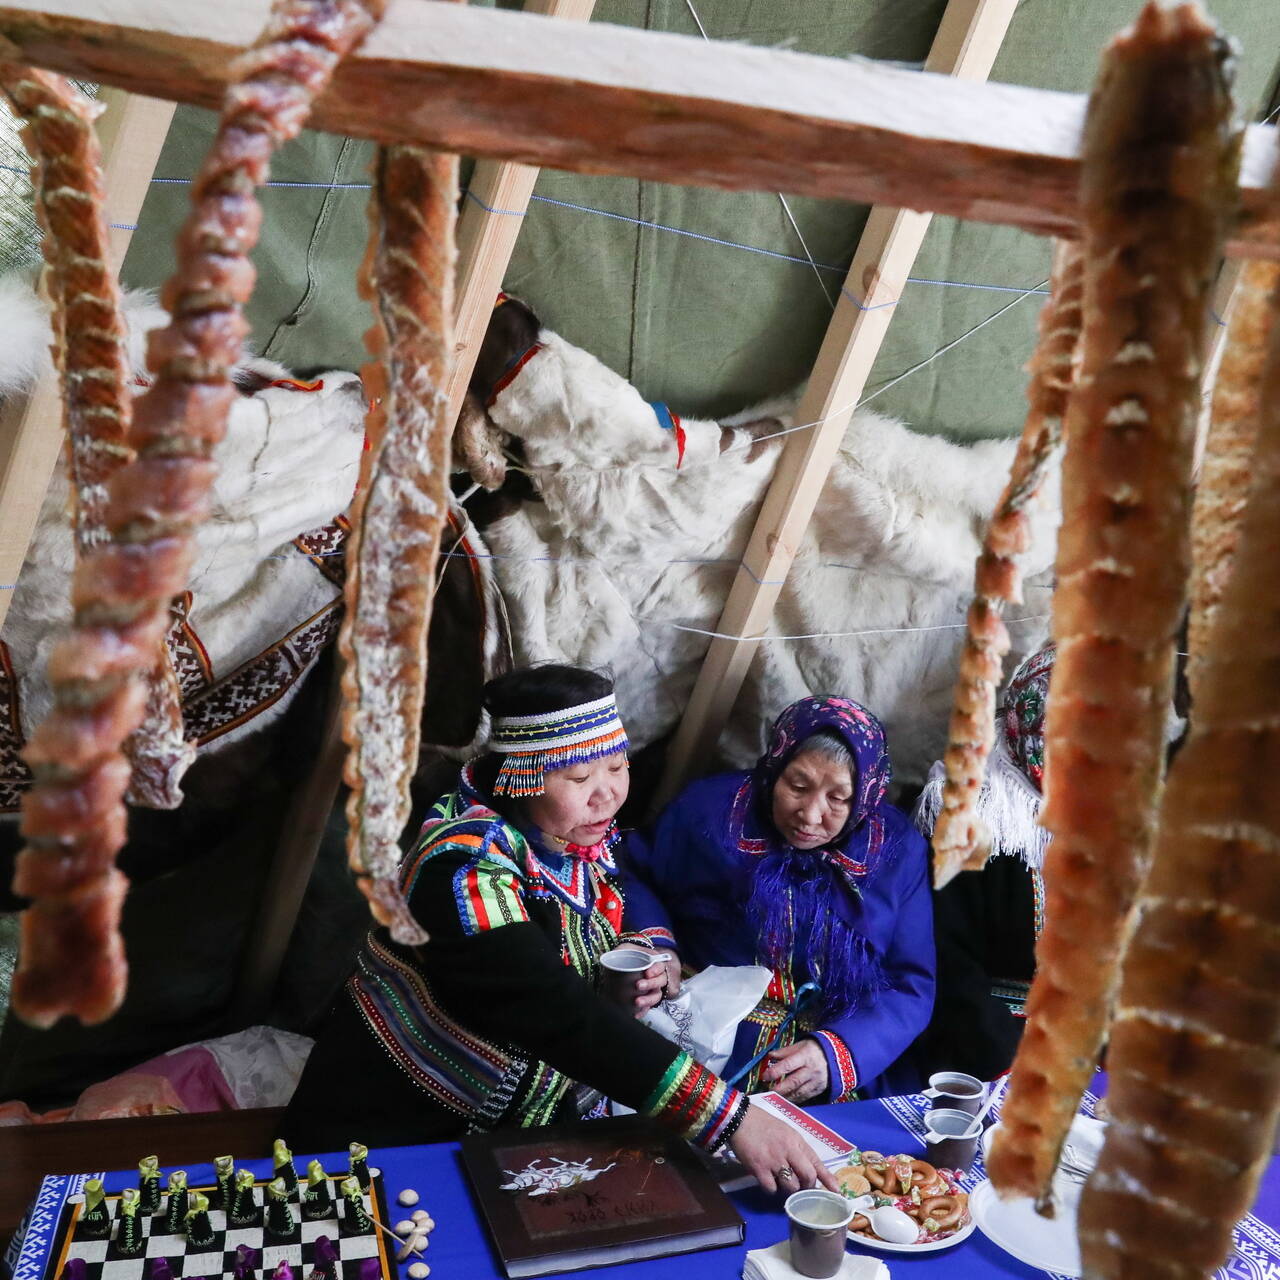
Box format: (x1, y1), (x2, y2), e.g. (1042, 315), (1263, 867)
(477, 319), (1059, 786)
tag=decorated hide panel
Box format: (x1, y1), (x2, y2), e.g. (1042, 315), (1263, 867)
(0, 279), (366, 814)
(469, 304), (1058, 787)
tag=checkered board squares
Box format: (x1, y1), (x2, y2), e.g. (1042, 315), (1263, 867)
(48, 1176), (391, 1280)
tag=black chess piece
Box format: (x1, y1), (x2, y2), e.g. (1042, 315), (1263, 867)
(213, 1156), (235, 1211)
(185, 1193), (215, 1250)
(228, 1169), (260, 1229)
(272, 1140), (298, 1193)
(301, 1162), (331, 1222)
(264, 1178), (296, 1240)
(347, 1144), (371, 1194)
(116, 1189), (145, 1257)
(61, 1258), (88, 1280)
(137, 1157), (161, 1216)
(337, 1178), (372, 1235)
(162, 1172), (189, 1235)
(79, 1179), (111, 1241)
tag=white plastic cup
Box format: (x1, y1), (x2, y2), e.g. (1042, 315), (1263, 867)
(599, 947), (666, 1003)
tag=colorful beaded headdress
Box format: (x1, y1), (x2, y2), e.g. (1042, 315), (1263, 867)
(490, 695), (629, 797)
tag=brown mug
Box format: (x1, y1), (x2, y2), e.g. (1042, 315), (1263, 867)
(785, 1190), (855, 1279)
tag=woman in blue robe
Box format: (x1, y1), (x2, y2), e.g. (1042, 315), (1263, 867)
(622, 695), (934, 1104)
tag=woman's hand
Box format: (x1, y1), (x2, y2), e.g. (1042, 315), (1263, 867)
(604, 946), (681, 1016)
(631, 951), (680, 1015)
(728, 1106), (841, 1195)
(760, 1038), (830, 1103)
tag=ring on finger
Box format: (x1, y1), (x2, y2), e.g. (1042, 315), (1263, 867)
(777, 1166), (795, 1182)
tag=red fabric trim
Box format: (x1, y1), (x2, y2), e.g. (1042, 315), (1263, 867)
(813, 1029), (858, 1103)
(269, 376), (324, 392)
(486, 342), (545, 407)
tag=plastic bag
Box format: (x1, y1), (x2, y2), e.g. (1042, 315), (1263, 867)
(641, 964), (773, 1075)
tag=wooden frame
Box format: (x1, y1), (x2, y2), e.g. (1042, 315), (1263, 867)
(0, 1), (1276, 256)
(655, 0), (1021, 803)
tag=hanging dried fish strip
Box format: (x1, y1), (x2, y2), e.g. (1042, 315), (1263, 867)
(932, 242), (1083, 889)
(0, 66), (139, 1028)
(1078, 227), (1280, 1280)
(339, 141), (458, 944)
(10, 0), (386, 1027)
(987, 1), (1239, 1208)
(1185, 257), (1279, 699)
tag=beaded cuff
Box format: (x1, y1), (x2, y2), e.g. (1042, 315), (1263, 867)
(643, 1052), (746, 1152)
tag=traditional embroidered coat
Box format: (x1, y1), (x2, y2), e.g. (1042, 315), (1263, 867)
(622, 770), (934, 1104)
(283, 769), (746, 1151)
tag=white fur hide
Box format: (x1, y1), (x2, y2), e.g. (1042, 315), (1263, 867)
(484, 330), (1059, 787)
(0, 279), (365, 811)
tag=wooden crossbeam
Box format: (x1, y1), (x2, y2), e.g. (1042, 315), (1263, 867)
(444, 0), (597, 426)
(654, 0), (1022, 806)
(0, 0), (1277, 256)
(0, 88), (174, 631)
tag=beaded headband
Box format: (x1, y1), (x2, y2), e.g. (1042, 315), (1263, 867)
(490, 695), (629, 797)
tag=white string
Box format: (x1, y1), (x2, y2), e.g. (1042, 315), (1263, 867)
(858, 280), (1049, 407)
(637, 612), (1051, 643)
(681, 0), (836, 310)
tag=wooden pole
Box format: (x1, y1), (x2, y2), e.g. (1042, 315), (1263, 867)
(445, 0), (596, 426)
(0, 1), (1276, 256)
(0, 88), (174, 631)
(654, 0), (1022, 807)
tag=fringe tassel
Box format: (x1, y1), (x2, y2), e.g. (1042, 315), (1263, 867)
(914, 737), (1050, 871)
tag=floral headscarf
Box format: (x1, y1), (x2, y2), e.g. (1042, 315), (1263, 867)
(1001, 642), (1055, 792)
(744, 695), (902, 1019)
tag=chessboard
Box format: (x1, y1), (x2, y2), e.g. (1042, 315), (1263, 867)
(44, 1174), (393, 1280)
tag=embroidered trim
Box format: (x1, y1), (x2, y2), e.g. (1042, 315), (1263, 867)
(619, 926), (677, 951)
(491, 696), (630, 797)
(643, 1053), (744, 1151)
(812, 1030), (858, 1103)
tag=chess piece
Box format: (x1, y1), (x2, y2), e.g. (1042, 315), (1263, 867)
(213, 1155), (235, 1210)
(149, 1258), (175, 1280)
(272, 1139), (298, 1192)
(264, 1177), (296, 1240)
(337, 1177), (372, 1235)
(308, 1236), (339, 1280)
(79, 1179), (111, 1240)
(272, 1263), (294, 1280)
(233, 1245), (262, 1280)
(301, 1161), (331, 1221)
(185, 1192), (215, 1250)
(347, 1143), (370, 1193)
(61, 1258), (88, 1280)
(162, 1171), (189, 1235)
(357, 1259), (380, 1280)
(116, 1188), (144, 1257)
(137, 1156), (161, 1215)
(228, 1169), (260, 1229)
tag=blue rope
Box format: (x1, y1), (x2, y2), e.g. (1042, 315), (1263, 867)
(724, 982), (822, 1087)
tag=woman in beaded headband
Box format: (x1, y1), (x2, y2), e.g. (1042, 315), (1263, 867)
(285, 662), (835, 1197)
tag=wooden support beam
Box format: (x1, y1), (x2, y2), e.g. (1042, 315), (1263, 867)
(655, 0), (1022, 807)
(0, 1), (1277, 256)
(0, 88), (173, 631)
(445, 0), (596, 426)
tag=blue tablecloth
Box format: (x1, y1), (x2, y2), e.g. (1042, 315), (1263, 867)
(11, 1082), (1280, 1280)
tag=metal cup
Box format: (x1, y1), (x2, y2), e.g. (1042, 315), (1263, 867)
(923, 1107), (981, 1173)
(923, 1070), (985, 1116)
(784, 1189), (855, 1279)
